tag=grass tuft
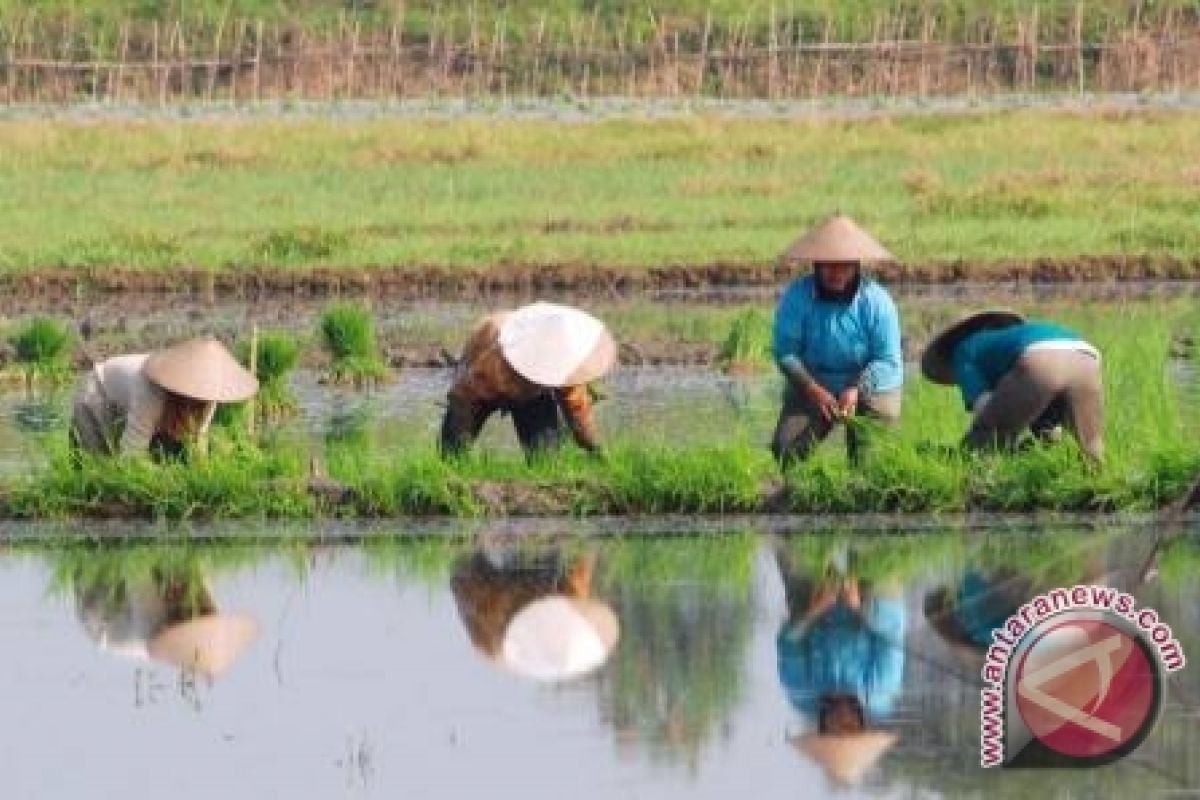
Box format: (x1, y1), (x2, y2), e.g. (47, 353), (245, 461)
(318, 302), (390, 386)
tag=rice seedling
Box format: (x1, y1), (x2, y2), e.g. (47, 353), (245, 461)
(716, 309), (772, 375)
(6, 316), (74, 386)
(318, 303), (390, 387)
(211, 330), (302, 429)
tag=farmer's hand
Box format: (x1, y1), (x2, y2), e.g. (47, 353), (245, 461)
(809, 582), (839, 617)
(841, 579), (862, 612)
(838, 387), (859, 419)
(803, 381), (842, 422)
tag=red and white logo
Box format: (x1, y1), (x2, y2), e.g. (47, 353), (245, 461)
(1014, 617), (1158, 760)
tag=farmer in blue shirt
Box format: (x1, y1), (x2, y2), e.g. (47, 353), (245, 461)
(921, 310), (1104, 461)
(771, 215), (904, 467)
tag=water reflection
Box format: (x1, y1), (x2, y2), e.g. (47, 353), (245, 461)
(57, 547), (262, 683)
(593, 534), (756, 771)
(450, 544), (619, 682)
(775, 540), (905, 786)
(0, 525), (1191, 797)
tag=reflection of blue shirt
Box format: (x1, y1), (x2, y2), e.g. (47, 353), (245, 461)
(954, 570), (1016, 647)
(772, 276), (903, 395)
(777, 597), (906, 721)
(952, 322), (1090, 410)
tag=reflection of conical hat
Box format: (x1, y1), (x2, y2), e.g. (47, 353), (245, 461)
(792, 731), (898, 786)
(500, 597), (619, 681)
(143, 338), (259, 402)
(498, 303), (616, 387)
(147, 613), (259, 680)
(921, 310), (1025, 385)
(781, 214), (894, 265)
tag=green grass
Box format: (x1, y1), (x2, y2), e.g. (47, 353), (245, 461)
(7, 316), (74, 385)
(318, 302), (390, 386)
(716, 308), (772, 373)
(240, 330), (301, 414)
(0, 113), (1198, 276)
(0, 1), (1191, 47)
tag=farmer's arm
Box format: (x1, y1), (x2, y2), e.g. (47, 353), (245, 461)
(558, 385), (600, 452)
(952, 340), (989, 411)
(119, 381), (166, 454)
(858, 290), (903, 396)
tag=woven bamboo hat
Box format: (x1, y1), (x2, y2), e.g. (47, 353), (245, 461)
(498, 596), (620, 682)
(498, 302), (617, 387)
(792, 730), (899, 786)
(143, 337), (259, 402)
(781, 214), (895, 265)
(921, 310), (1025, 385)
(147, 613), (259, 680)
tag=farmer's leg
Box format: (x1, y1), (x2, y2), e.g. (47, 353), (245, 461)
(511, 392), (564, 457)
(773, 543), (818, 619)
(771, 386), (834, 469)
(439, 392), (492, 457)
(964, 350), (1065, 452)
(1030, 395), (1068, 442)
(1061, 352), (1105, 462)
(847, 389), (902, 464)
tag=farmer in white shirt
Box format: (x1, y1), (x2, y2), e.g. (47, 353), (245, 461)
(70, 337), (258, 460)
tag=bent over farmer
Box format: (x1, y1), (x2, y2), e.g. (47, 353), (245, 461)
(440, 302), (616, 459)
(70, 337), (258, 461)
(921, 310), (1104, 461)
(771, 214), (903, 468)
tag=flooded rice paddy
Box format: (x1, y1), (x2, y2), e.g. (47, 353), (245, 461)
(0, 285), (1197, 476)
(0, 521), (1195, 798)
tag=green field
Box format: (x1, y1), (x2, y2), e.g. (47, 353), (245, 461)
(7, 303), (1199, 519)
(0, 109), (1198, 278)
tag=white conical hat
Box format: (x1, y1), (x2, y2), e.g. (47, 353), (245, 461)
(499, 597), (620, 681)
(143, 337), (259, 402)
(793, 730), (898, 786)
(146, 613), (259, 680)
(782, 214), (894, 264)
(498, 302), (617, 387)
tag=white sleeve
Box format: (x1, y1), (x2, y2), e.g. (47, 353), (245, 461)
(119, 380), (166, 454)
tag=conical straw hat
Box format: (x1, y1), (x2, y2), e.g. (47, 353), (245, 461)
(498, 303), (617, 387)
(146, 613), (259, 680)
(921, 309), (1025, 385)
(792, 730), (898, 786)
(499, 596), (619, 682)
(781, 214), (894, 265)
(143, 337), (259, 402)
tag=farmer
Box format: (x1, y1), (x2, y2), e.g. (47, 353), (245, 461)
(775, 542), (903, 786)
(74, 565), (259, 681)
(439, 302), (616, 459)
(70, 337), (258, 461)
(771, 214), (903, 468)
(450, 543), (619, 682)
(921, 310), (1104, 461)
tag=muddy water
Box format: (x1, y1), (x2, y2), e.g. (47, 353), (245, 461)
(0, 523), (1194, 798)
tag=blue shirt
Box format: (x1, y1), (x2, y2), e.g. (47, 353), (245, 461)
(952, 321), (1090, 410)
(777, 597), (906, 721)
(772, 275), (903, 395)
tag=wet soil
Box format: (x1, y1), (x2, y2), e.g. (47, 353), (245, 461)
(4, 255), (1200, 300)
